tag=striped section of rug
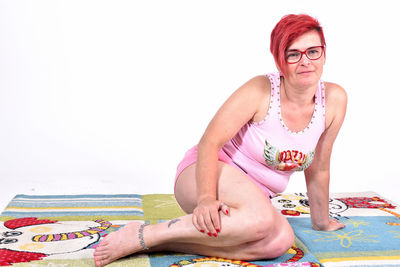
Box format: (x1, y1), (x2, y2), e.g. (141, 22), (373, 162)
(1, 192), (399, 266)
(1, 194), (144, 221)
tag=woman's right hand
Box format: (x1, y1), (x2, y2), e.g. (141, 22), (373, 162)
(192, 197), (230, 237)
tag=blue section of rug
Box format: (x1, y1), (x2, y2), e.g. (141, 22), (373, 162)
(289, 216), (400, 253)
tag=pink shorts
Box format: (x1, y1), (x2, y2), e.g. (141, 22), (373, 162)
(175, 145), (272, 199)
(174, 145), (239, 189)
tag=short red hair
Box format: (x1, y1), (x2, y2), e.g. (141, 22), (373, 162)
(270, 14), (326, 76)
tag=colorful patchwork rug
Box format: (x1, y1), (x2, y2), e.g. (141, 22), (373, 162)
(0, 192), (399, 266)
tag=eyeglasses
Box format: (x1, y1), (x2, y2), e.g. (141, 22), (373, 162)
(285, 46), (325, 64)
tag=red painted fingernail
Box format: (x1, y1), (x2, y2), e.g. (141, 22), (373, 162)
(200, 230), (205, 233)
(213, 233), (217, 237)
(226, 210), (229, 215)
(207, 232), (212, 237)
(216, 229), (220, 233)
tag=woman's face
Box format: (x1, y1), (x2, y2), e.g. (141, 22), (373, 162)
(284, 30), (325, 87)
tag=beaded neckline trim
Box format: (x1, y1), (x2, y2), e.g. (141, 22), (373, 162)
(253, 73), (325, 135)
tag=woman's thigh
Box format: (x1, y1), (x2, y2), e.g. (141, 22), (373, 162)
(174, 161), (273, 214)
(174, 161), (294, 254)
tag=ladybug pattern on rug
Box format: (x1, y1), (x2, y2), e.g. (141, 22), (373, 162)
(0, 217), (111, 266)
(337, 196), (395, 209)
(335, 196), (399, 226)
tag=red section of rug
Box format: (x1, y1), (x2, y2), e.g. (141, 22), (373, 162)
(4, 217), (57, 230)
(0, 249), (47, 266)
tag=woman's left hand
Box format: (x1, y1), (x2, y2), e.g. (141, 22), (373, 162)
(313, 218), (345, 231)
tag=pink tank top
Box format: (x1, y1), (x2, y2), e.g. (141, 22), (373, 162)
(221, 72), (326, 196)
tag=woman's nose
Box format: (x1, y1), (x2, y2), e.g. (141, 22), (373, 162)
(300, 55), (311, 65)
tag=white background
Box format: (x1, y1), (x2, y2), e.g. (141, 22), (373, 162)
(1, 0), (399, 211)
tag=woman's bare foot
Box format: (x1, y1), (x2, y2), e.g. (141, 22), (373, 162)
(94, 221), (145, 267)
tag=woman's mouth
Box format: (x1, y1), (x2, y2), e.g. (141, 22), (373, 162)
(298, 70), (313, 75)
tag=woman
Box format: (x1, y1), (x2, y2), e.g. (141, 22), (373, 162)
(94, 14), (347, 267)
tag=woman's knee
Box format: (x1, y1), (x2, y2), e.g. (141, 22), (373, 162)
(229, 205), (277, 244)
(248, 211), (275, 239)
(250, 220), (295, 259)
(268, 225), (294, 258)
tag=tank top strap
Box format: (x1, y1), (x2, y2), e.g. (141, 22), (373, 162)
(315, 80), (326, 117)
(311, 79), (326, 121)
(266, 72), (282, 115)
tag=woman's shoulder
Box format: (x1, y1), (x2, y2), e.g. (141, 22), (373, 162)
(324, 81), (347, 104)
(247, 74), (271, 86)
(231, 75), (272, 123)
(242, 75), (271, 95)
(232, 75), (271, 100)
(323, 82), (347, 126)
